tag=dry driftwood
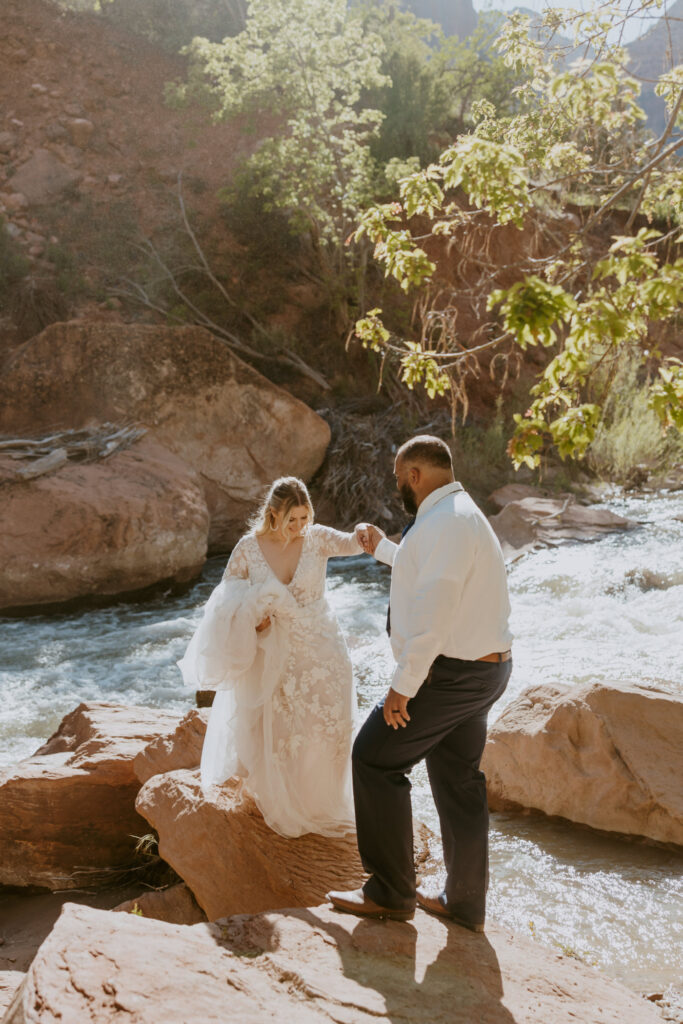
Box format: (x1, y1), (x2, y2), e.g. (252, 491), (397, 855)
(16, 448), (68, 480)
(1, 424), (146, 479)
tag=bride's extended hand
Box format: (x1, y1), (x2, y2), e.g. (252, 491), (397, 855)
(255, 616), (271, 632)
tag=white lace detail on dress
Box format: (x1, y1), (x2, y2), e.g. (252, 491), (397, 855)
(186, 524), (361, 838)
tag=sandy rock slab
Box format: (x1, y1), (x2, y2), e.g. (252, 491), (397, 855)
(0, 437), (208, 611)
(3, 902), (661, 1024)
(483, 683), (683, 845)
(136, 769), (366, 920)
(0, 703), (182, 889)
(0, 322), (331, 550)
(489, 495), (637, 559)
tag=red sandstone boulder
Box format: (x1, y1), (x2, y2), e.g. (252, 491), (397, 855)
(0, 322), (331, 550)
(135, 770), (366, 920)
(113, 883), (207, 925)
(482, 682), (683, 845)
(0, 703), (182, 890)
(0, 436), (208, 611)
(134, 708), (209, 785)
(3, 902), (661, 1023)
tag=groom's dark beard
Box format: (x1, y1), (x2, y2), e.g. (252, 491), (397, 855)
(399, 482), (418, 515)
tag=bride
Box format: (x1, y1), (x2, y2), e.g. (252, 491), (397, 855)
(178, 476), (364, 838)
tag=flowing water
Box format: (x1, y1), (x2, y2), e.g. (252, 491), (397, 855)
(1, 492), (682, 993)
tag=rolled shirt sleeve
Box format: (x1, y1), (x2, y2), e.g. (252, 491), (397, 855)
(374, 537), (398, 566)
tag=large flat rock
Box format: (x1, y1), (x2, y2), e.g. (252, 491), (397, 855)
(0, 703), (182, 889)
(0, 322), (331, 550)
(3, 902), (660, 1023)
(482, 682), (683, 845)
(489, 496), (637, 559)
(135, 768), (366, 920)
(0, 437), (208, 611)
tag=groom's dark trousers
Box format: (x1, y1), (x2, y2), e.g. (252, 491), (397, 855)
(353, 653), (511, 920)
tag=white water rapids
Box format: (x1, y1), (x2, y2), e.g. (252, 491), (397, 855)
(1, 492), (681, 993)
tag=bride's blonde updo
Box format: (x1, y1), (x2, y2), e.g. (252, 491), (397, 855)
(251, 476), (314, 542)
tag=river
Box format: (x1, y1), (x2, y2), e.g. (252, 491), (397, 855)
(1, 492), (681, 994)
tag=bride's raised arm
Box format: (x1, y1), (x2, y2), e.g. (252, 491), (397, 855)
(311, 523), (363, 558)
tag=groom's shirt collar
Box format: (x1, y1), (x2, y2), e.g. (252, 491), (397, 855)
(415, 481), (463, 519)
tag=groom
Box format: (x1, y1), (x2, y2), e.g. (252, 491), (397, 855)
(329, 434), (512, 931)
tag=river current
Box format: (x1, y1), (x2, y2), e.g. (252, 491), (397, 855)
(1, 492), (681, 993)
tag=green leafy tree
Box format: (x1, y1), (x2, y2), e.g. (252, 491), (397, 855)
(354, 0), (683, 467)
(169, 0), (389, 276)
(356, 3), (526, 167)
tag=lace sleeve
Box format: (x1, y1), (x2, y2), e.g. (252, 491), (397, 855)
(222, 537), (249, 581)
(311, 524), (362, 558)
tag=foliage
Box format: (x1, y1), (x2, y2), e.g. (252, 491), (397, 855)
(587, 354), (683, 483)
(0, 218), (29, 307)
(355, 4), (524, 168)
(353, 0), (683, 469)
(168, 0), (388, 268)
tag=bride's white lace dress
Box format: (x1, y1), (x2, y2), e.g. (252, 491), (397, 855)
(179, 524), (361, 838)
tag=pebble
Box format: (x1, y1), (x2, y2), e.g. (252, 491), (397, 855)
(67, 118), (94, 148)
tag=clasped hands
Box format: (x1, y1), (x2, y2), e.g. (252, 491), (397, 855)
(354, 522), (386, 556)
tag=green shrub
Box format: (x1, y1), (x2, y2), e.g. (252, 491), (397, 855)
(0, 219), (29, 308)
(587, 355), (683, 483)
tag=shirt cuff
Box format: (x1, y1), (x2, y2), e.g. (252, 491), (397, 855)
(390, 666), (424, 700)
(374, 537), (397, 566)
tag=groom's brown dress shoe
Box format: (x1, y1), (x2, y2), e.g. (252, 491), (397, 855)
(416, 888), (485, 933)
(327, 888), (415, 922)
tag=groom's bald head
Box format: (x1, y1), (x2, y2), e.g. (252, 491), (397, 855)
(396, 435), (453, 474)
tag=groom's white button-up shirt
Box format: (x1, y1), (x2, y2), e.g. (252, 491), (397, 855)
(374, 482), (512, 699)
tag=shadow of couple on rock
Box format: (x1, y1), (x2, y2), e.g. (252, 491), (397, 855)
(215, 904), (517, 1024)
